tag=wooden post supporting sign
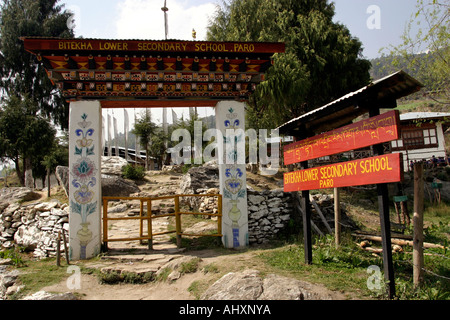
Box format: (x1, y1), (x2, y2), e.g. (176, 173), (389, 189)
(283, 110), (401, 299)
(413, 162), (424, 287)
(369, 108), (396, 300)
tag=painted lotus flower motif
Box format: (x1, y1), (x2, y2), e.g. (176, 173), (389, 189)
(74, 185), (94, 204)
(72, 158), (96, 183)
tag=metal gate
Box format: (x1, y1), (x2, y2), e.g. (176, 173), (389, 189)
(102, 194), (222, 251)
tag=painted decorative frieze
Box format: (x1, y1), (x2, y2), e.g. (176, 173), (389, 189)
(216, 101), (248, 248)
(69, 101), (102, 260)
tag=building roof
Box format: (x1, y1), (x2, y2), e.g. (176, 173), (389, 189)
(277, 70), (423, 137)
(400, 112), (450, 121)
(21, 37), (285, 107)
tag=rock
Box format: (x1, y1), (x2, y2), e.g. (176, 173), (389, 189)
(22, 291), (78, 300)
(101, 156), (128, 176)
(259, 274), (304, 300)
(6, 284), (25, 296)
(102, 176), (140, 197)
(0, 259), (12, 266)
(167, 270), (181, 282)
(108, 203), (129, 214)
(0, 188), (40, 208)
(202, 269), (337, 301)
(248, 195), (265, 205)
(0, 270), (20, 289)
(157, 256), (201, 275)
(183, 222), (217, 235)
(180, 165), (219, 195)
(201, 269), (263, 300)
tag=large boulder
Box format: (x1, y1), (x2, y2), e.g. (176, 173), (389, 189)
(180, 163), (219, 195)
(201, 269), (342, 300)
(101, 156), (129, 176)
(0, 188), (40, 208)
(101, 176), (140, 198)
(22, 291), (78, 300)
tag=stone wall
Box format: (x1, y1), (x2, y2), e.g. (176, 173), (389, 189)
(1, 188), (296, 256)
(1, 199), (69, 258)
(247, 190), (295, 245)
(198, 188), (295, 245)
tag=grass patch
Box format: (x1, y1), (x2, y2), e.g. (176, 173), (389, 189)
(258, 232), (450, 300)
(98, 270), (155, 285)
(180, 257), (201, 274)
(15, 258), (70, 298)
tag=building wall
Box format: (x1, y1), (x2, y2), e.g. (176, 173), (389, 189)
(392, 122), (447, 170)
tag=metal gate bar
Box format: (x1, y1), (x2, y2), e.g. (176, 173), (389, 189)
(102, 194), (222, 251)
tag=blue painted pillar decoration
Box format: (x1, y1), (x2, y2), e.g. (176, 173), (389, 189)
(216, 101), (248, 248)
(69, 101), (102, 260)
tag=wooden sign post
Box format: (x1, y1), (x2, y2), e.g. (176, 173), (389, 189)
(283, 110), (402, 299)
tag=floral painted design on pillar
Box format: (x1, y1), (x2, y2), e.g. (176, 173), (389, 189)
(216, 101), (248, 248)
(69, 101), (102, 260)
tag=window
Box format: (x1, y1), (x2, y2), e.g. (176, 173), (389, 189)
(392, 124), (439, 151)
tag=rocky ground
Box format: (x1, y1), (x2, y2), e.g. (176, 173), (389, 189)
(0, 160), (352, 301)
(2, 160), (448, 301)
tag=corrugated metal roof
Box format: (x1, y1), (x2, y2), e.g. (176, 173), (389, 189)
(277, 70), (424, 136)
(400, 112), (450, 121)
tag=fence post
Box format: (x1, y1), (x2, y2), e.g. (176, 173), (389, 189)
(413, 162), (424, 287)
(139, 199), (144, 245)
(147, 199), (153, 250)
(218, 195), (223, 238)
(102, 198), (108, 252)
(175, 196), (182, 248)
(334, 188), (341, 248)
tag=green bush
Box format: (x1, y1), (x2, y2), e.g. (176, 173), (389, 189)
(121, 164), (145, 180)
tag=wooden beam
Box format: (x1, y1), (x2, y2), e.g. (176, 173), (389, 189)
(99, 99), (221, 109)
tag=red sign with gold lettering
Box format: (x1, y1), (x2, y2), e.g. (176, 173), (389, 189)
(284, 153), (403, 192)
(284, 110), (400, 165)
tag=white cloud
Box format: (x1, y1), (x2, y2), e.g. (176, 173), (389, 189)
(115, 0), (217, 41)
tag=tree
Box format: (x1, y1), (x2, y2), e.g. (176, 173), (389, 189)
(383, 0), (449, 105)
(132, 110), (158, 170)
(0, 95), (57, 186)
(147, 128), (168, 170)
(0, 0), (74, 129)
(208, 0), (371, 128)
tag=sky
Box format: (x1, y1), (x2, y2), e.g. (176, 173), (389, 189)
(58, 0), (422, 131)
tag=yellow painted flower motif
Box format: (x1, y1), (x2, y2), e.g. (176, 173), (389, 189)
(76, 137), (93, 149)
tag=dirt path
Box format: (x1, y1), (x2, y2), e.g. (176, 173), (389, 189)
(39, 171), (349, 300)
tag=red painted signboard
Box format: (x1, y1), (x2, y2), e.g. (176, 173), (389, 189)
(284, 153), (403, 192)
(284, 110), (400, 165)
(23, 38), (286, 55)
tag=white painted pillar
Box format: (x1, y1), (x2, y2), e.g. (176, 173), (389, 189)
(68, 101), (102, 260)
(216, 101), (248, 248)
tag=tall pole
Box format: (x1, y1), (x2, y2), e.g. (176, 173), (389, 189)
(162, 0), (169, 40)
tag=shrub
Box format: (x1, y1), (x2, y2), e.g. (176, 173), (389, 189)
(122, 164), (145, 180)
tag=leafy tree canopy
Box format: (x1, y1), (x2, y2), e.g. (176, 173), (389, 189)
(0, 95), (57, 186)
(207, 0), (371, 129)
(0, 0), (74, 129)
(381, 0), (449, 105)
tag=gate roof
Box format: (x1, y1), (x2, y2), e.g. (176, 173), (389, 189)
(22, 37), (285, 108)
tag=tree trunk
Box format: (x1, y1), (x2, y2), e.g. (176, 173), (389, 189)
(14, 158), (25, 187)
